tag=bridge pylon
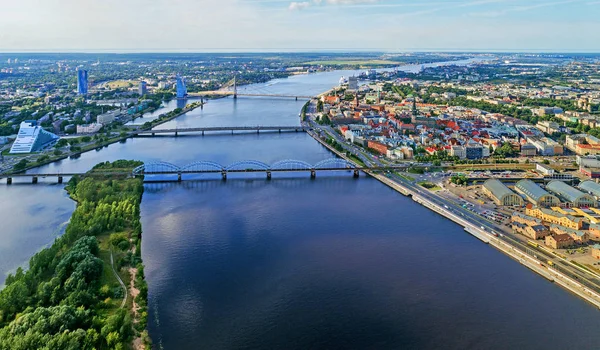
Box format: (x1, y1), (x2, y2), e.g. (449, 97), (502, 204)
(233, 76), (237, 100)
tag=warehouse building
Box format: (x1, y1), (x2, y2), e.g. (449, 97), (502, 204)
(546, 180), (597, 208)
(482, 179), (524, 206)
(579, 180), (600, 198)
(515, 180), (561, 207)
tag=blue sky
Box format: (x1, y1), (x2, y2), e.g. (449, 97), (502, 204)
(0, 0), (598, 52)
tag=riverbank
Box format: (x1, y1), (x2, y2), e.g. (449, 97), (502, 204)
(305, 108), (600, 310)
(2, 101), (205, 176)
(0, 160), (151, 349)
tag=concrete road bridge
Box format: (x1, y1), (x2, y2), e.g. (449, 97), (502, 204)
(135, 126), (311, 136)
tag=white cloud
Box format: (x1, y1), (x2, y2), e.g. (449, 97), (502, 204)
(288, 0), (378, 11)
(289, 1), (311, 10)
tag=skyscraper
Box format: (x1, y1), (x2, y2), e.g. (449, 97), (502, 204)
(176, 74), (187, 99)
(77, 69), (88, 95)
(139, 81), (147, 96)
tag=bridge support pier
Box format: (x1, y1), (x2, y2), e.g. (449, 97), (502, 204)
(177, 173), (182, 182)
(295, 97), (298, 101)
(175, 131), (178, 137)
(152, 132), (155, 136)
(32, 176), (38, 184)
(266, 171), (271, 180)
(353, 170), (360, 178)
(222, 171), (227, 181)
(202, 130), (204, 136)
(58, 176), (63, 184)
(310, 170), (316, 179)
(6, 177), (12, 185)
(279, 129), (281, 133)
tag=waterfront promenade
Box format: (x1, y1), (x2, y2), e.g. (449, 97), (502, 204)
(305, 101), (600, 309)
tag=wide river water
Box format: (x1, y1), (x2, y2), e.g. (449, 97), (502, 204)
(1, 60), (600, 349)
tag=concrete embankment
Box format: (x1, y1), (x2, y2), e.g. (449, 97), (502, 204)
(307, 128), (600, 310)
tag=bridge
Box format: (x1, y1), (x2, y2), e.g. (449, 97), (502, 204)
(186, 77), (314, 100)
(0, 158), (410, 184)
(135, 126), (311, 136)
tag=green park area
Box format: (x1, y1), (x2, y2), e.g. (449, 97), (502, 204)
(0, 160), (150, 349)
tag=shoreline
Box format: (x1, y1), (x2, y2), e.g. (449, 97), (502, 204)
(305, 104), (600, 310)
(2, 100), (205, 176)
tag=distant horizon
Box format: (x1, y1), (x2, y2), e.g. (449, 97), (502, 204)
(0, 49), (599, 55)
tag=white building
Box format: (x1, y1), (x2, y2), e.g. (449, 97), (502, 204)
(97, 110), (122, 124)
(77, 123), (103, 134)
(450, 145), (467, 159)
(10, 121), (59, 154)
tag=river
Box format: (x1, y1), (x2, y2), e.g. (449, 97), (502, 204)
(1, 58), (599, 349)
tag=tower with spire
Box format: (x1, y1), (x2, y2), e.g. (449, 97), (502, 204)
(412, 98), (418, 117)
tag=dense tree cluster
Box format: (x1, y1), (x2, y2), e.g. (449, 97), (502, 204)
(0, 161), (147, 349)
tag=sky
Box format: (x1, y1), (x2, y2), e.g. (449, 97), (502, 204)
(0, 0), (599, 52)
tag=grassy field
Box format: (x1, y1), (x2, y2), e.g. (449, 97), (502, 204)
(418, 181), (442, 191)
(106, 80), (135, 89)
(304, 60), (397, 66)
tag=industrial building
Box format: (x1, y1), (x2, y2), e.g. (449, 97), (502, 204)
(515, 180), (561, 207)
(482, 179), (524, 206)
(10, 121), (59, 154)
(579, 180), (600, 198)
(546, 180), (597, 208)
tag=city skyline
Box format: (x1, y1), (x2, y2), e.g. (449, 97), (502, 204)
(0, 0), (599, 52)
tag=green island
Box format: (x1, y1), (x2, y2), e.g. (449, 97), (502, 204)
(0, 160), (150, 350)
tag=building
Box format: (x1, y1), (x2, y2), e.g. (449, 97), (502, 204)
(591, 244), (600, 259)
(536, 121), (561, 134)
(579, 180), (600, 198)
(9, 121), (59, 154)
(566, 134), (600, 155)
(176, 74), (187, 99)
(77, 69), (88, 95)
(367, 140), (389, 155)
(525, 206), (583, 230)
(511, 212), (543, 227)
(545, 234), (574, 249)
(348, 76), (359, 91)
(465, 142), (484, 159)
(515, 180), (561, 207)
(520, 143), (537, 157)
(76, 123), (103, 134)
(139, 81), (147, 96)
(536, 163), (555, 176)
(450, 145), (466, 159)
(97, 110), (122, 124)
(528, 137), (563, 156)
(482, 179), (524, 206)
(549, 224), (589, 244)
(546, 180), (597, 208)
(512, 222), (551, 240)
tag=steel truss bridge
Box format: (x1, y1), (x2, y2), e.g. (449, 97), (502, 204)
(0, 159), (409, 184)
(135, 126), (311, 136)
(133, 159), (408, 181)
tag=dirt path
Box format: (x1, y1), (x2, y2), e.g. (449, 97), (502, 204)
(110, 250), (128, 308)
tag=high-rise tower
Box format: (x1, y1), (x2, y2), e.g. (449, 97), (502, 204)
(176, 75), (187, 99)
(77, 69), (88, 95)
